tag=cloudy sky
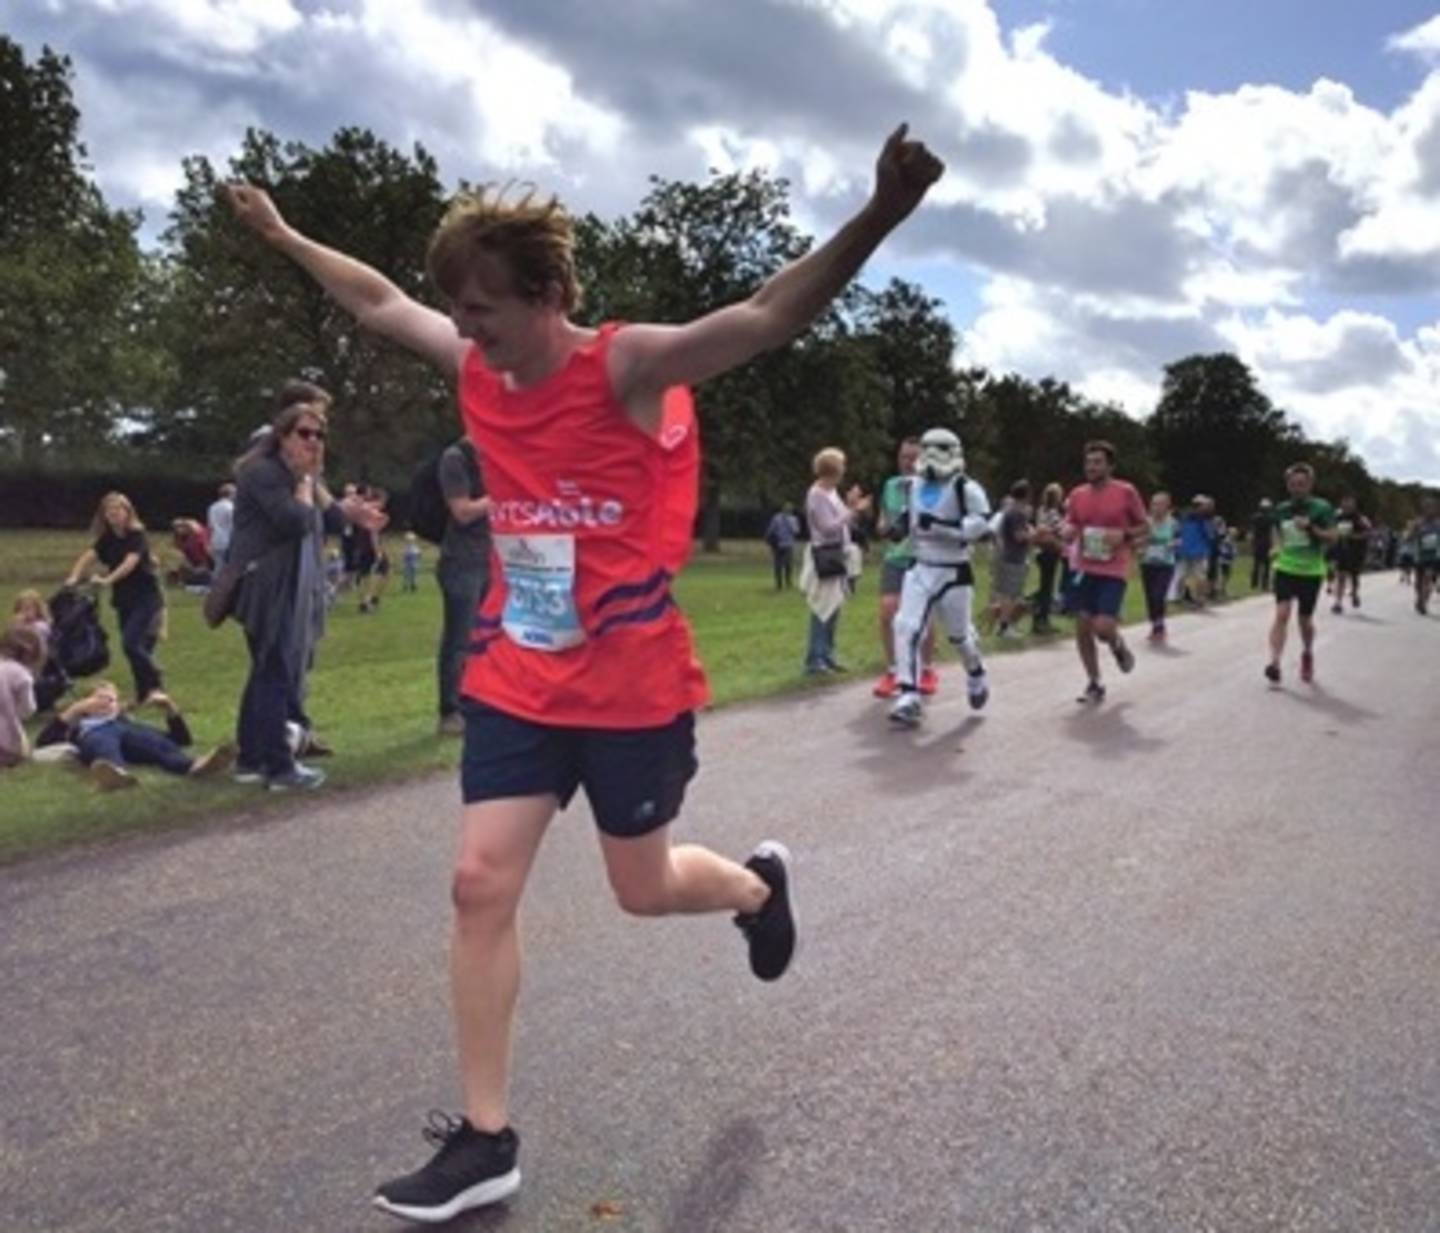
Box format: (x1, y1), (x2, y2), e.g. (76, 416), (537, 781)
(11, 0), (1440, 482)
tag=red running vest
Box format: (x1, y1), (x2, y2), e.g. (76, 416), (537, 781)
(457, 325), (709, 728)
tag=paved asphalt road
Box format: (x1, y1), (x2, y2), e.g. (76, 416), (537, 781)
(3, 583), (1439, 1233)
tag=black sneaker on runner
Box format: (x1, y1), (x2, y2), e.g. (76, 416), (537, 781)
(1076, 680), (1106, 705)
(1264, 663), (1281, 685)
(735, 841), (797, 982)
(1111, 636), (1135, 674)
(374, 1113), (520, 1224)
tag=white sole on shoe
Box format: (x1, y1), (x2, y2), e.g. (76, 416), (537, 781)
(372, 1168), (521, 1224)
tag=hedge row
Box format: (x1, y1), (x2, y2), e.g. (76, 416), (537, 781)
(0, 466), (776, 538)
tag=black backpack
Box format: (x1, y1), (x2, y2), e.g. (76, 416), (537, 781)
(33, 657), (70, 712)
(48, 587), (110, 679)
(409, 440), (478, 545)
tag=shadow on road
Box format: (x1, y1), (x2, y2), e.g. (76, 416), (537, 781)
(661, 1116), (764, 1233)
(842, 712), (983, 795)
(1279, 684), (1381, 724)
(1061, 701), (1167, 759)
(1145, 642), (1191, 659)
(1343, 613), (1388, 625)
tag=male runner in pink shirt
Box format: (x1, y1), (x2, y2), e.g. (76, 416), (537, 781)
(1062, 440), (1148, 703)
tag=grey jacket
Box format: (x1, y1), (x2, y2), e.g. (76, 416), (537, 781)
(229, 454), (345, 654)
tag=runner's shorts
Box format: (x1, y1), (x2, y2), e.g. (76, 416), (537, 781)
(880, 560), (912, 596)
(1072, 573), (1127, 617)
(1273, 570), (1323, 617)
(991, 559), (1028, 600)
(460, 699), (697, 838)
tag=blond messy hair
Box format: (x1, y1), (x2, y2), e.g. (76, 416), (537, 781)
(812, 448), (847, 481)
(427, 183), (581, 312)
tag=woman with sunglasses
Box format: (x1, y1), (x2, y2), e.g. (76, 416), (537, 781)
(228, 383), (387, 790)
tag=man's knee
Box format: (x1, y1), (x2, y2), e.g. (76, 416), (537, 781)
(611, 876), (671, 918)
(451, 851), (525, 919)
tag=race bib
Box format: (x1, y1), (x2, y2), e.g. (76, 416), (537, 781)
(1081, 526), (1115, 562)
(1279, 519), (1311, 550)
(1422, 532), (1440, 553)
(494, 534), (585, 652)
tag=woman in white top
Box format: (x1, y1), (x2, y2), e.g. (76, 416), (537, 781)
(802, 447), (870, 673)
(0, 625), (44, 768)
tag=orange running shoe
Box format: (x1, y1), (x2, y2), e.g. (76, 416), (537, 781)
(919, 667), (940, 696)
(872, 671), (898, 699)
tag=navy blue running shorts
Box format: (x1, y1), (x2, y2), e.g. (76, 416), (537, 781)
(1072, 573), (1127, 618)
(459, 700), (697, 838)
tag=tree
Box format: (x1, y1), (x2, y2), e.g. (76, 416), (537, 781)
(153, 126), (454, 482)
(848, 278), (979, 472)
(1148, 353), (1291, 517)
(0, 39), (160, 461)
(578, 169), (899, 547)
(963, 373), (1156, 499)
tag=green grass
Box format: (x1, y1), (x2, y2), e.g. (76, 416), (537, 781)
(0, 530), (1262, 862)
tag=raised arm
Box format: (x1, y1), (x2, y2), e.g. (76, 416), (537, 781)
(221, 184), (466, 378)
(609, 125), (944, 406)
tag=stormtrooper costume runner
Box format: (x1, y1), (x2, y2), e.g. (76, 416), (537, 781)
(888, 429), (992, 727)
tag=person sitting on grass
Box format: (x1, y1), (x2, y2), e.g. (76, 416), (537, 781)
(12, 589), (53, 653)
(0, 626), (46, 769)
(170, 518), (215, 588)
(35, 682), (234, 790)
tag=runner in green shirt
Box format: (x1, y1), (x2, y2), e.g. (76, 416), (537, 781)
(873, 438), (937, 698)
(1264, 462), (1338, 686)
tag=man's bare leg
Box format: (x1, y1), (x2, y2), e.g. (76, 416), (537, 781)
(1076, 613), (1100, 681)
(450, 795), (555, 1132)
(1268, 599), (1292, 676)
(599, 826), (768, 917)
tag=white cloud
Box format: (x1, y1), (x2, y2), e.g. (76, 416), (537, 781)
(1388, 14), (1440, 62)
(68, 0), (302, 61)
(10, 0), (1440, 481)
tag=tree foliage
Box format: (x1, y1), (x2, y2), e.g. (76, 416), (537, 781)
(3, 45), (1434, 532)
(0, 38), (161, 460)
(150, 126), (454, 480)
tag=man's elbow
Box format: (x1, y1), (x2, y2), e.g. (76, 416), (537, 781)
(739, 297), (803, 356)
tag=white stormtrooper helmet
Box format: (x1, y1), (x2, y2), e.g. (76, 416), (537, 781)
(917, 428), (964, 481)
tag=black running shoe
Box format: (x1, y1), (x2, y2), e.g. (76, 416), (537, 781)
(1077, 680), (1106, 705)
(374, 1113), (520, 1224)
(1112, 637), (1135, 674)
(735, 841), (797, 982)
(1264, 663), (1281, 685)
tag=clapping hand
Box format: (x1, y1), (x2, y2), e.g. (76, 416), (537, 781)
(342, 496), (389, 532)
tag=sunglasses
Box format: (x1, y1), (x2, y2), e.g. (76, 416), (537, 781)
(293, 427), (327, 442)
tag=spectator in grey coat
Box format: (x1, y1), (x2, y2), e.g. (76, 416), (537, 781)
(227, 381), (386, 790)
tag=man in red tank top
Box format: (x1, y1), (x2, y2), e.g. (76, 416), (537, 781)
(225, 124), (943, 1222)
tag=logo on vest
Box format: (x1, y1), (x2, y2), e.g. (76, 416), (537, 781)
(493, 480), (625, 532)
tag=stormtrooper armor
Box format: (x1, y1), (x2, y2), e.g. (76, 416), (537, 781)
(888, 431), (993, 725)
